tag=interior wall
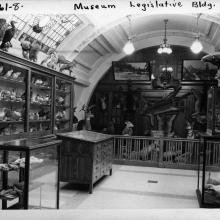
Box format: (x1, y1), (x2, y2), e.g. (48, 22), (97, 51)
(89, 45), (214, 136)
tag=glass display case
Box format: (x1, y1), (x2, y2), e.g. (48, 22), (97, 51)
(55, 78), (72, 132)
(30, 71), (53, 134)
(0, 51), (75, 140)
(0, 137), (61, 209)
(207, 87), (220, 135)
(0, 58), (29, 137)
(197, 134), (220, 208)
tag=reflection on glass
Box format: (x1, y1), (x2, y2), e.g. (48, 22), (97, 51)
(203, 142), (220, 205)
(28, 146), (58, 209)
(0, 60), (28, 136)
(29, 72), (52, 133)
(55, 79), (71, 131)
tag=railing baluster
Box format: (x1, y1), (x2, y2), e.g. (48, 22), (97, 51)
(112, 136), (220, 169)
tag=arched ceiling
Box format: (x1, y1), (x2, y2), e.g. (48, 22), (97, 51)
(57, 13), (220, 115)
(58, 14), (220, 83)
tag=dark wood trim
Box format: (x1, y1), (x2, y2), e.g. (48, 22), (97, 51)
(0, 50), (76, 82)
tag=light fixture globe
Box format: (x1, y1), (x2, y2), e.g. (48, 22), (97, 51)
(123, 40), (135, 55)
(191, 38), (203, 54)
(157, 46), (163, 54)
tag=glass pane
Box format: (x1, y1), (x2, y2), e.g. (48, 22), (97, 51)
(198, 143), (203, 198)
(28, 145), (58, 209)
(0, 59), (28, 136)
(55, 79), (71, 131)
(203, 141), (220, 205)
(29, 72), (52, 134)
(0, 150), (3, 190)
(0, 151), (23, 209)
(215, 89), (220, 133)
(207, 89), (213, 134)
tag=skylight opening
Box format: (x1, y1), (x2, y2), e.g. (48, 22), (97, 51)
(8, 14), (82, 53)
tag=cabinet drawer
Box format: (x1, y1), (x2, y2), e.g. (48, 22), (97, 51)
(94, 144), (102, 152)
(93, 171), (101, 183)
(93, 152), (101, 163)
(101, 167), (109, 176)
(93, 164), (101, 173)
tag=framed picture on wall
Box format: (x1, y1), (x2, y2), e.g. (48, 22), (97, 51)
(182, 59), (218, 81)
(112, 61), (151, 81)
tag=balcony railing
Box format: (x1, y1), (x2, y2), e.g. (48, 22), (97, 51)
(113, 136), (220, 170)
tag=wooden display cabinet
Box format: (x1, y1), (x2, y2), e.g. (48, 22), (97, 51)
(0, 50), (75, 141)
(57, 130), (113, 193)
(0, 136), (61, 209)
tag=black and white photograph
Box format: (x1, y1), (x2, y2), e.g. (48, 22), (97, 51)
(113, 61), (151, 80)
(182, 59), (218, 81)
(1, 1), (220, 219)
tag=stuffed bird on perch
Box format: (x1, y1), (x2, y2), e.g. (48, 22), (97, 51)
(0, 21), (17, 51)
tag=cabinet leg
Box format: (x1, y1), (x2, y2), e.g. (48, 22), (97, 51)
(110, 168), (112, 176)
(89, 183), (93, 194)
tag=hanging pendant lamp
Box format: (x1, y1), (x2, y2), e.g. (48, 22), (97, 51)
(123, 15), (135, 55)
(191, 14), (203, 54)
(157, 19), (172, 55)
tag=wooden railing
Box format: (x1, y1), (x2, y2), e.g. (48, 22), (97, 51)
(113, 136), (220, 170)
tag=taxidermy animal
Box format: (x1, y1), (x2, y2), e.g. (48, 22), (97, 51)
(41, 50), (59, 70)
(207, 184), (220, 195)
(0, 19), (7, 42)
(0, 108), (6, 120)
(59, 61), (76, 74)
(20, 35), (31, 59)
(80, 104), (95, 131)
(29, 40), (41, 62)
(0, 21), (16, 51)
(100, 96), (107, 111)
(11, 72), (21, 80)
(0, 62), (4, 76)
(186, 121), (195, 139)
(11, 110), (22, 121)
(3, 69), (13, 78)
(41, 48), (71, 71)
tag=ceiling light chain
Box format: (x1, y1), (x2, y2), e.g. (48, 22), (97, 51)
(191, 13), (203, 54)
(123, 15), (135, 55)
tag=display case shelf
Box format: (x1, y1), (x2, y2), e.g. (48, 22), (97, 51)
(207, 87), (220, 135)
(30, 103), (51, 107)
(56, 105), (70, 108)
(197, 134), (220, 208)
(30, 84), (51, 90)
(29, 120), (51, 123)
(0, 77), (25, 86)
(0, 121), (24, 124)
(56, 90), (70, 95)
(55, 119), (69, 123)
(0, 100), (25, 104)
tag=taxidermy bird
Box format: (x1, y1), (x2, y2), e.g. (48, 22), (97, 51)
(0, 19), (7, 42)
(20, 35), (31, 59)
(41, 48), (72, 71)
(0, 21), (17, 51)
(29, 40), (41, 62)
